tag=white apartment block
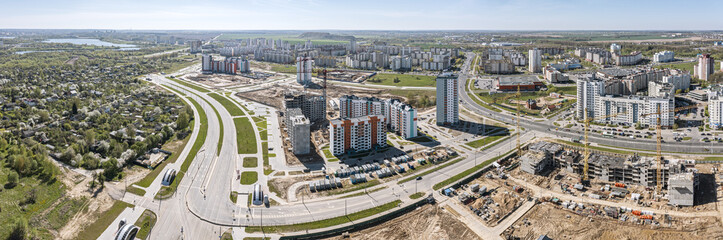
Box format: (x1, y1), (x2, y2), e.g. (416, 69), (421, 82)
(528, 48), (541, 73)
(661, 70), (691, 92)
(387, 99), (417, 139)
(653, 51), (675, 63)
(594, 95), (674, 127)
(329, 116), (387, 156)
(709, 90), (723, 129)
(576, 77), (605, 120)
(436, 73), (459, 125)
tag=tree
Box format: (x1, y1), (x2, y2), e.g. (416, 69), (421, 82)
(673, 123), (679, 130)
(71, 101), (78, 115)
(393, 77), (401, 83)
(8, 216), (28, 240)
(176, 112), (189, 130)
(102, 158), (120, 181)
(6, 172), (18, 188)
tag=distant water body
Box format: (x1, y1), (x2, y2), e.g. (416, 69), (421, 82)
(43, 38), (138, 49)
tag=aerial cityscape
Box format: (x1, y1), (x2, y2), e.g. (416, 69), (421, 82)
(2, 1), (723, 240)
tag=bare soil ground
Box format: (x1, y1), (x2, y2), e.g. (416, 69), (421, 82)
(55, 165), (149, 239)
(504, 203), (723, 240)
(323, 204), (481, 240)
(464, 174), (526, 227)
(186, 72), (282, 89)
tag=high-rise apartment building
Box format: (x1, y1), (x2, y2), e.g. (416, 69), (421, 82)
(190, 40), (202, 53)
(528, 48), (541, 73)
(436, 73), (459, 125)
(296, 56), (313, 86)
(338, 96), (417, 139)
(387, 99), (417, 139)
(693, 54), (714, 81)
(329, 116), (387, 156)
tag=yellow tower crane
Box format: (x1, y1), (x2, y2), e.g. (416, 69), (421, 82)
(581, 108), (628, 185)
(640, 103), (703, 195)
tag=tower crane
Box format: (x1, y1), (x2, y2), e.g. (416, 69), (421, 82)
(580, 109), (628, 185)
(640, 103), (703, 196)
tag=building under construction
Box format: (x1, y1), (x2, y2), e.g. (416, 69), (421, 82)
(284, 90), (326, 125)
(523, 141), (697, 192)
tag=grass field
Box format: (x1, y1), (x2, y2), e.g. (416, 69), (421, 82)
(133, 209), (157, 240)
(0, 161), (69, 239)
(234, 117), (258, 154)
(167, 77), (210, 93)
(209, 93), (246, 116)
(76, 201), (134, 240)
(240, 171), (258, 185)
(243, 157), (258, 168)
(245, 200), (401, 233)
(654, 61), (696, 73)
(270, 64), (296, 73)
(366, 73), (437, 87)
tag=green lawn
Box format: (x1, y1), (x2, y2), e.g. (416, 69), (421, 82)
(245, 200), (401, 233)
(76, 201), (135, 240)
(465, 134), (507, 149)
(209, 93), (246, 116)
(240, 172), (258, 185)
(133, 209), (157, 240)
(243, 157), (258, 168)
(230, 191), (239, 203)
(200, 96), (224, 156)
(433, 149), (514, 190)
(181, 97), (208, 173)
(126, 185), (147, 196)
(234, 117), (258, 154)
(399, 157), (464, 184)
(409, 192), (425, 199)
(366, 73), (437, 87)
(167, 77), (210, 93)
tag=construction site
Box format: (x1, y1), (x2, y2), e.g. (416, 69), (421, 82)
(503, 201), (723, 240)
(323, 204), (481, 240)
(184, 69), (280, 89)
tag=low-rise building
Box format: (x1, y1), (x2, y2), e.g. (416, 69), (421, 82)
(494, 75), (545, 91)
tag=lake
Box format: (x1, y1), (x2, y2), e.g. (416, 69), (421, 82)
(43, 38), (137, 48)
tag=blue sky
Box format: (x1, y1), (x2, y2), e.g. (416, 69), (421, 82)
(1, 0), (721, 30)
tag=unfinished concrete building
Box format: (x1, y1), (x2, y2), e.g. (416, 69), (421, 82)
(521, 141), (562, 175)
(284, 91), (326, 124)
(668, 172), (698, 206)
(526, 141), (696, 190)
